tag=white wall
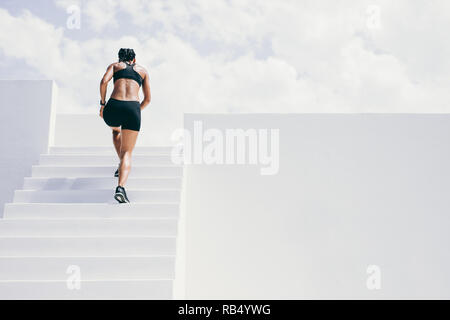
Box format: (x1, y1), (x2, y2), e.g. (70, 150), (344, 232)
(54, 114), (112, 146)
(183, 113), (450, 299)
(54, 111), (177, 147)
(0, 80), (57, 217)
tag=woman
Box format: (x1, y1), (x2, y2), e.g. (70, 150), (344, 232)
(99, 48), (151, 203)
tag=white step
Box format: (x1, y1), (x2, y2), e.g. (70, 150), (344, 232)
(0, 279), (173, 299)
(3, 203), (180, 219)
(0, 219), (177, 237)
(49, 146), (175, 155)
(0, 236), (176, 256)
(23, 177), (182, 190)
(40, 154), (177, 166)
(32, 165), (182, 178)
(0, 256), (175, 280)
(13, 189), (181, 203)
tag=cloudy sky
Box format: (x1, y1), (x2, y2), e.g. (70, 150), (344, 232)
(0, 0), (449, 142)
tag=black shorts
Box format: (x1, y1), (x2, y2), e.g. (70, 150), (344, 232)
(103, 98), (141, 131)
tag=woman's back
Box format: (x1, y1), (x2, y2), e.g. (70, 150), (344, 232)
(110, 61), (147, 101)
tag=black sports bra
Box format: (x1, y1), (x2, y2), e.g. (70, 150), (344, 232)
(113, 62), (143, 87)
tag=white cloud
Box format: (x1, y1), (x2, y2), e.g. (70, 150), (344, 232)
(55, 0), (118, 32)
(0, 9), (67, 77)
(84, 0), (119, 32)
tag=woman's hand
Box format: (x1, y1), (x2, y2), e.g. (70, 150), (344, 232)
(99, 105), (104, 118)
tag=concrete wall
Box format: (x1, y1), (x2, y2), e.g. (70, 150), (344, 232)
(183, 113), (450, 299)
(0, 80), (57, 217)
(53, 114), (112, 147)
(54, 111), (176, 147)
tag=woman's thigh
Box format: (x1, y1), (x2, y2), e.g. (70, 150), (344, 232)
(120, 129), (139, 153)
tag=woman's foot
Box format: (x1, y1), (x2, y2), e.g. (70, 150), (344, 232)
(114, 186), (130, 203)
(114, 164), (119, 177)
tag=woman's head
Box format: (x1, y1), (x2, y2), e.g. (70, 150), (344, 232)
(118, 48), (136, 63)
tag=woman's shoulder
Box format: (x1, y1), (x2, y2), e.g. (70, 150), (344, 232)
(111, 61), (124, 71)
(134, 63), (147, 72)
(134, 63), (148, 78)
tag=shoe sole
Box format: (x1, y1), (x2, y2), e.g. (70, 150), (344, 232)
(114, 193), (130, 204)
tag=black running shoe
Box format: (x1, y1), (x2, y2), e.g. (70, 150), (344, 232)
(114, 165), (119, 177)
(114, 186), (130, 203)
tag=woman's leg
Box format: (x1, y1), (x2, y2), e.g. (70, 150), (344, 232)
(118, 129), (139, 187)
(111, 127), (121, 158)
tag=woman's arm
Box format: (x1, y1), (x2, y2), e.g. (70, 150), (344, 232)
(99, 63), (114, 117)
(140, 69), (151, 110)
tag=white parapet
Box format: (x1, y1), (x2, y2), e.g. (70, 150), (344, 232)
(182, 113), (450, 299)
(0, 80), (57, 217)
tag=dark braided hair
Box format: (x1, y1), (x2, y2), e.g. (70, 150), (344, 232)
(118, 48), (136, 62)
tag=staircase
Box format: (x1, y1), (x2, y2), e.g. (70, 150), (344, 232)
(0, 146), (183, 299)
